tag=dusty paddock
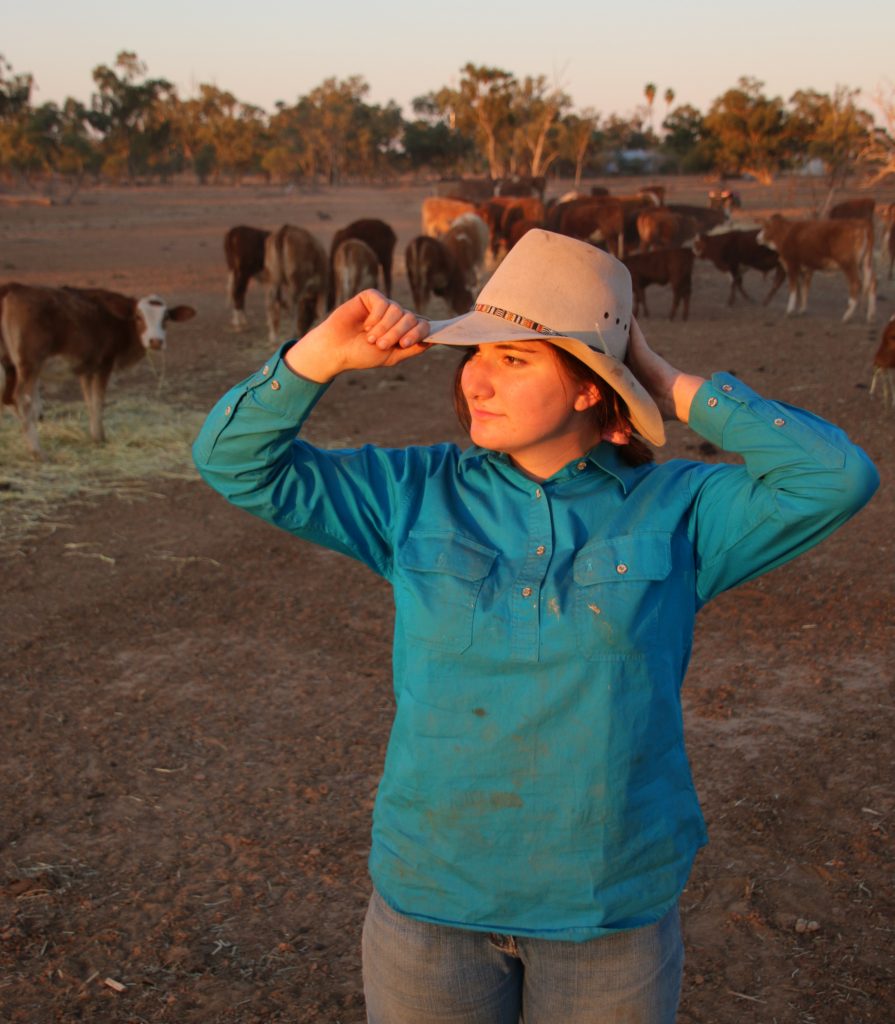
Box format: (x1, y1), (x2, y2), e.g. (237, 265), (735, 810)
(1, 177), (893, 1023)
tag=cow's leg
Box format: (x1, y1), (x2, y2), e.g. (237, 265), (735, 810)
(230, 270), (249, 330)
(864, 267), (877, 323)
(763, 266), (786, 306)
(798, 270), (812, 314)
(382, 257), (393, 298)
(784, 264), (800, 315)
(79, 370), (110, 443)
(296, 291), (318, 338)
(14, 370), (44, 459)
(265, 284), (282, 345)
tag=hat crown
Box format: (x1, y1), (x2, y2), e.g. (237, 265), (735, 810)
(477, 230), (633, 360)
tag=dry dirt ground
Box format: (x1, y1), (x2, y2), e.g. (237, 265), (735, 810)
(1, 177), (893, 1024)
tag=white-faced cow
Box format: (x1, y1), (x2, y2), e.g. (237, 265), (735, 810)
(443, 213), (490, 289)
(264, 225), (328, 344)
(326, 218), (397, 310)
(331, 238), (380, 306)
(757, 214), (877, 323)
(405, 236), (474, 317)
(224, 225), (270, 329)
(692, 229), (786, 306)
(870, 314), (895, 408)
(0, 283), (196, 459)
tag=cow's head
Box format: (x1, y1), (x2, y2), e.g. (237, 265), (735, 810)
(756, 214), (786, 251)
(135, 295), (197, 350)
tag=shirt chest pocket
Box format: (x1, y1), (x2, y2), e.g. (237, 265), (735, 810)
(572, 533), (672, 660)
(396, 531), (498, 653)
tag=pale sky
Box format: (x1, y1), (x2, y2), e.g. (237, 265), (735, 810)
(4, 1), (893, 125)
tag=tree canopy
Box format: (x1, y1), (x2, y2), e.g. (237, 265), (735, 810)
(0, 53), (888, 190)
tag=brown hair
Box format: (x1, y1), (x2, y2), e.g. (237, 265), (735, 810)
(452, 345), (655, 467)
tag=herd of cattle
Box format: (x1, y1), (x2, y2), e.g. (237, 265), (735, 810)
(1, 184), (894, 459)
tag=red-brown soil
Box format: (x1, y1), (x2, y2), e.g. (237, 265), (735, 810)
(1, 177), (893, 1023)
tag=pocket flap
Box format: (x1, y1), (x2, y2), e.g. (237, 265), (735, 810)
(399, 531), (497, 582)
(573, 533), (671, 585)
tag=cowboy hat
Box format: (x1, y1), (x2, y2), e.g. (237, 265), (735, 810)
(426, 229), (666, 446)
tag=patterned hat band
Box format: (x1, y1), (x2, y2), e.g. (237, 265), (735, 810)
(474, 303), (561, 337)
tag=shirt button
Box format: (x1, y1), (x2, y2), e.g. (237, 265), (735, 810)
(536, 545), (546, 556)
(707, 397), (719, 408)
(262, 365), (270, 375)
(534, 488), (542, 499)
(225, 405), (232, 416)
(773, 417), (785, 427)
(616, 563), (629, 575)
(521, 586), (533, 598)
(577, 461), (587, 471)
(722, 384), (733, 392)
(270, 380), (281, 391)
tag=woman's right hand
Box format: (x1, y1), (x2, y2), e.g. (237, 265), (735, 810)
(285, 290), (431, 382)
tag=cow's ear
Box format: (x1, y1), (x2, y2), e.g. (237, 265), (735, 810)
(166, 305), (197, 322)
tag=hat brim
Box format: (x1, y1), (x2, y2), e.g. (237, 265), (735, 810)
(427, 311), (666, 447)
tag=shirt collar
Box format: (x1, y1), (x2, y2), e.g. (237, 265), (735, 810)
(458, 443), (635, 494)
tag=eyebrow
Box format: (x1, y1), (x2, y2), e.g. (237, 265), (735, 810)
(490, 342), (542, 353)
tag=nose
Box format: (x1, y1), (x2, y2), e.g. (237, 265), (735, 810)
(147, 337), (165, 351)
(462, 359), (495, 401)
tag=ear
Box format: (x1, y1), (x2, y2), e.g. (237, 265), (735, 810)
(573, 381), (601, 412)
(166, 305), (197, 322)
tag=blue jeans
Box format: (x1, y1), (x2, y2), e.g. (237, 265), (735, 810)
(362, 889), (683, 1024)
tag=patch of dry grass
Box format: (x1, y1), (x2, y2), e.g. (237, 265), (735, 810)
(0, 395), (205, 557)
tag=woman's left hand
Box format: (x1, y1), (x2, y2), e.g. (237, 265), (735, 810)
(626, 317), (705, 423)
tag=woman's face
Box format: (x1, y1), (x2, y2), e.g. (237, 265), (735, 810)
(459, 342), (601, 479)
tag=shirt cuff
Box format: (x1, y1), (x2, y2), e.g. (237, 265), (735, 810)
(687, 373), (743, 447)
(244, 342), (331, 415)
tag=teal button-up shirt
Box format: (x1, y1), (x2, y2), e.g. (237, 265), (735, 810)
(193, 345), (878, 940)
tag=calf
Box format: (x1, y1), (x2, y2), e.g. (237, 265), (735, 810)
(264, 224), (328, 343)
(224, 225), (270, 329)
(326, 217), (397, 309)
(443, 213), (490, 288)
(421, 197), (477, 237)
(405, 236), (474, 317)
(331, 238), (380, 306)
(636, 209), (699, 251)
(0, 283), (195, 458)
(757, 213), (877, 323)
(692, 229), (786, 306)
(623, 248), (694, 321)
(870, 314), (895, 407)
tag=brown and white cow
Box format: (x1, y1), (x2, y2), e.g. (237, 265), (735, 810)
(757, 214), (877, 323)
(636, 209), (699, 252)
(623, 248), (694, 321)
(326, 218), (397, 309)
(443, 213), (490, 288)
(264, 224), (328, 344)
(224, 225), (270, 329)
(331, 238), (380, 307)
(405, 236), (474, 317)
(692, 229), (786, 306)
(0, 283), (195, 458)
(870, 314), (895, 407)
(421, 197), (478, 238)
(708, 189), (742, 212)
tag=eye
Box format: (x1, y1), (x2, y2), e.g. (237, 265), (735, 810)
(502, 354), (526, 366)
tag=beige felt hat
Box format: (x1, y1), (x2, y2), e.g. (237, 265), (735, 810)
(427, 228), (666, 446)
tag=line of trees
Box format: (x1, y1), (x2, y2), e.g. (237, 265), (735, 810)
(1, 53), (893, 196)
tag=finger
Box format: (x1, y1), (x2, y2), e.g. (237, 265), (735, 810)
(373, 310), (428, 350)
(364, 299), (405, 341)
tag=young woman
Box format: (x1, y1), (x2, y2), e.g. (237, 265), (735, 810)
(193, 230), (878, 1024)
